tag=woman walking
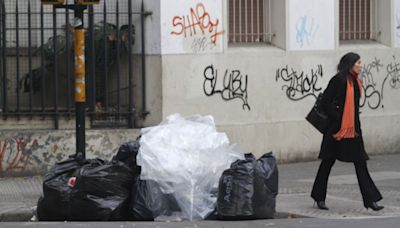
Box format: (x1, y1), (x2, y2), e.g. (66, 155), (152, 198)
(310, 52), (384, 211)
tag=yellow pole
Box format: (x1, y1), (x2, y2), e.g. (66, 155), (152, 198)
(74, 3), (86, 159)
(74, 28), (85, 102)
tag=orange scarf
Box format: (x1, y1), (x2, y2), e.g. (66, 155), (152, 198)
(333, 72), (363, 140)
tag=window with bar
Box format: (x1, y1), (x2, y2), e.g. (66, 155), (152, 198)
(339, 0), (374, 40)
(228, 0), (270, 44)
(0, 0), (142, 128)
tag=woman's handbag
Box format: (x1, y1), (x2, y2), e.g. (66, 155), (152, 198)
(305, 93), (329, 134)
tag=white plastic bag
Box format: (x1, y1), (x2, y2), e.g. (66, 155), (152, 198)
(136, 113), (244, 220)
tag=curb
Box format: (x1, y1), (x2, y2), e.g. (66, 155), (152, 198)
(0, 210), (302, 222)
(275, 211), (309, 219)
(0, 207), (35, 222)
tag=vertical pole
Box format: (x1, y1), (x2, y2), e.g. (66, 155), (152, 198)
(74, 3), (86, 160)
(103, 0), (108, 112)
(66, 0), (71, 116)
(233, 0), (236, 42)
(128, 0), (134, 128)
(239, 0), (242, 42)
(116, 0), (121, 115)
(40, 4), (45, 113)
(16, 2), (20, 116)
(244, 0), (247, 42)
(141, 0), (147, 118)
(52, 6), (59, 128)
(28, 0), (33, 114)
(87, 5), (95, 113)
(0, 0), (6, 115)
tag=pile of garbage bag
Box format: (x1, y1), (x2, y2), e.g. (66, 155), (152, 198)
(37, 113), (278, 221)
(37, 142), (139, 221)
(217, 152), (278, 219)
(136, 114), (245, 220)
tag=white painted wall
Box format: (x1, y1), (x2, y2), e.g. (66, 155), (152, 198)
(288, 0), (335, 50)
(394, 0), (400, 47)
(161, 45), (400, 161)
(158, 0), (400, 161)
(160, 0), (224, 54)
(135, 0), (161, 55)
(376, 0), (392, 46)
(271, 0), (286, 49)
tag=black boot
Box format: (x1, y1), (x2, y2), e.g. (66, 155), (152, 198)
(314, 201), (329, 210)
(365, 202), (384, 211)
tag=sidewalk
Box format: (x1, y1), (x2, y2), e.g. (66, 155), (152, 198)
(1, 153), (400, 222)
(277, 153), (400, 219)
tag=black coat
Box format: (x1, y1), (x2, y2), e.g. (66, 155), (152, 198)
(318, 73), (369, 162)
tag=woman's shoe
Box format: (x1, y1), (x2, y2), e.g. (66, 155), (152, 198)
(365, 202), (384, 211)
(314, 201), (329, 210)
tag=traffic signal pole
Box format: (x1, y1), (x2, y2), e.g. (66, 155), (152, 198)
(41, 0), (99, 160)
(74, 3), (86, 160)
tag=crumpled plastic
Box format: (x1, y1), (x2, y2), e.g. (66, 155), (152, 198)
(136, 113), (245, 220)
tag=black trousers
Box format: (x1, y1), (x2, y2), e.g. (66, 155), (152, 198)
(311, 159), (382, 206)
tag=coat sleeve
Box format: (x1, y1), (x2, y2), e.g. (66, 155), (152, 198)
(321, 76), (340, 121)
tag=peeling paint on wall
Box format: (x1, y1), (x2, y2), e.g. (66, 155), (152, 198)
(0, 135), (40, 173)
(0, 129), (140, 177)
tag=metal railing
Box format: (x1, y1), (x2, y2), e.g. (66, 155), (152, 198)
(339, 0), (375, 40)
(228, 0), (272, 44)
(0, 0), (151, 129)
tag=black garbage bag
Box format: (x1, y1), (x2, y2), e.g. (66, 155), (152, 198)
(112, 140), (140, 170)
(217, 154), (256, 219)
(37, 157), (88, 221)
(130, 179), (180, 221)
(252, 152), (278, 219)
(257, 153), (278, 197)
(216, 152), (278, 220)
(69, 159), (135, 221)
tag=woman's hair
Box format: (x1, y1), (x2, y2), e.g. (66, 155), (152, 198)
(337, 52), (360, 75)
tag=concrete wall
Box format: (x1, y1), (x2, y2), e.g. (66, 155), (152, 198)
(134, 55), (163, 127)
(394, 0), (400, 47)
(132, 0), (161, 55)
(0, 129), (140, 177)
(161, 47), (400, 161)
(160, 0), (224, 54)
(159, 0), (400, 161)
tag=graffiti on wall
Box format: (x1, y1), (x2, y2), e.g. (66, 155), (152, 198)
(190, 37), (217, 53)
(203, 64), (250, 110)
(0, 136), (38, 173)
(166, 2), (224, 54)
(275, 57), (400, 110)
(385, 56), (400, 88)
(275, 64), (324, 101)
(289, 0), (334, 50)
(397, 15), (400, 46)
(296, 16), (319, 48)
(360, 56), (400, 109)
(383, 56), (400, 95)
(170, 3), (224, 44)
(360, 57), (383, 109)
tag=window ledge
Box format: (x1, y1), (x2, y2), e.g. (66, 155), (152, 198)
(339, 40), (390, 49)
(227, 43), (284, 54)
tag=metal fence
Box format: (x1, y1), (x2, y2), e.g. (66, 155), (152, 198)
(0, 0), (150, 129)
